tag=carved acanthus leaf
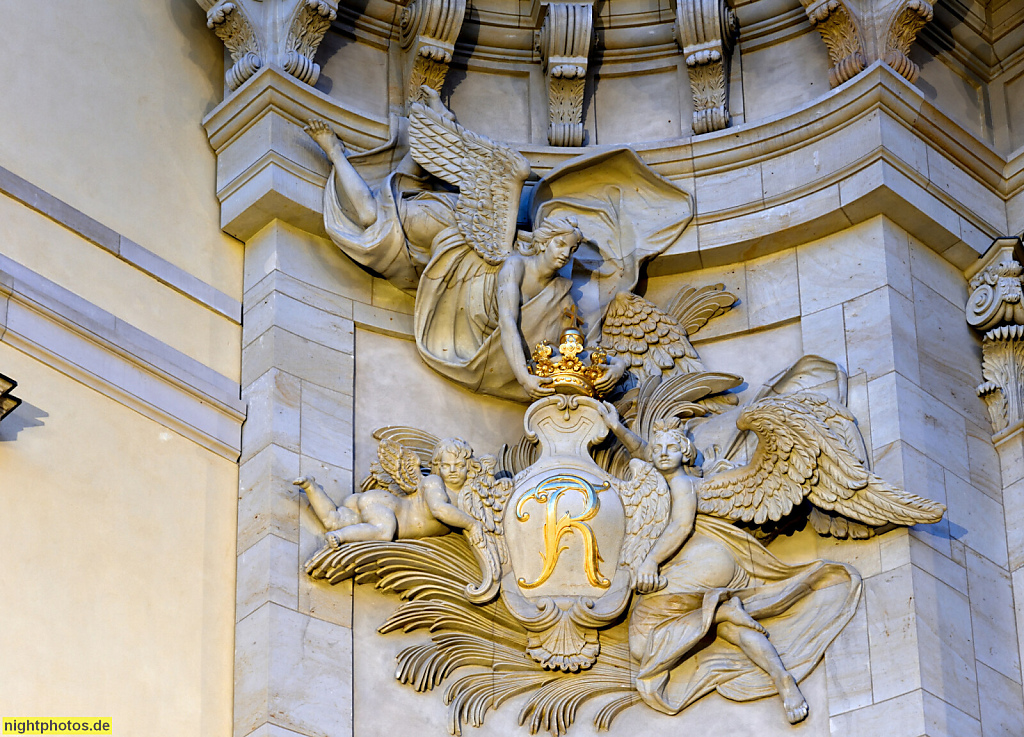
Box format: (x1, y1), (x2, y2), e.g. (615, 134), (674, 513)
(537, 3), (593, 146)
(978, 325), (1024, 435)
(204, 1), (264, 91)
(401, 0), (467, 106)
(800, 0), (867, 88)
(198, 0), (338, 91)
(883, 0), (933, 83)
(305, 535), (637, 734)
(675, 0), (738, 134)
(284, 0), (339, 86)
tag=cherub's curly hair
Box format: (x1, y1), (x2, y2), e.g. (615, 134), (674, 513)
(430, 438), (483, 480)
(515, 215), (583, 256)
(648, 418), (697, 465)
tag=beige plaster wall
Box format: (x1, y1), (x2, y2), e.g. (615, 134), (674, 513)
(0, 1), (243, 297)
(0, 342), (237, 737)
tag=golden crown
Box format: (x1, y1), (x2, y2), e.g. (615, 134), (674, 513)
(529, 327), (609, 398)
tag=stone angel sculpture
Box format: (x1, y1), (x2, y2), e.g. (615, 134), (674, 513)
(595, 378), (946, 725)
(306, 88), (694, 402)
(299, 427), (512, 603)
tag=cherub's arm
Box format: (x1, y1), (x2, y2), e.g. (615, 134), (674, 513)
(497, 257), (553, 399)
(596, 401), (646, 458)
(293, 476), (354, 531)
(422, 476), (484, 544)
(635, 476), (697, 593)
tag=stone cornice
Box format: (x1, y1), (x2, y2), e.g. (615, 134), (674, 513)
(202, 62), (1015, 273)
(0, 257), (245, 460)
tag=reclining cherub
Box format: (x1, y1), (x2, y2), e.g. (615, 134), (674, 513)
(294, 437), (491, 548)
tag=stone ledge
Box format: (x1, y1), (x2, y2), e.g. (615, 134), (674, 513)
(0, 257), (245, 460)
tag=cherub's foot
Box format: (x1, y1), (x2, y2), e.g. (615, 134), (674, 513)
(718, 597), (768, 635)
(779, 674), (808, 724)
(325, 531), (344, 549)
(292, 476), (313, 491)
(303, 119), (347, 161)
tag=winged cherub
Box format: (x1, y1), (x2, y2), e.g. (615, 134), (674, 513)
(294, 437), (484, 547)
(306, 88), (688, 402)
(599, 390), (945, 725)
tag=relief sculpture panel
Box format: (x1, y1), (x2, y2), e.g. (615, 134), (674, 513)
(296, 91), (946, 734)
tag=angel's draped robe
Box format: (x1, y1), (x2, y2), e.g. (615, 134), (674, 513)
(629, 514), (861, 713)
(322, 147), (694, 402)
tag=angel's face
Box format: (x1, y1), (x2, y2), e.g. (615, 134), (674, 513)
(650, 431), (685, 472)
(541, 232), (580, 270)
(437, 451), (469, 490)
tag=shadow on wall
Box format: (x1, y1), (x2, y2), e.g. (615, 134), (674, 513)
(0, 401), (47, 441)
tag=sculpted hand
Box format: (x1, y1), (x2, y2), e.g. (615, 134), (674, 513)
(596, 401), (622, 433)
(466, 522), (485, 547)
(636, 557), (667, 594)
(594, 356), (627, 394)
(521, 374), (555, 399)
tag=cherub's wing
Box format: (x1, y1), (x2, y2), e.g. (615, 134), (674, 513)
(617, 458), (671, 583)
(665, 283), (737, 337)
(696, 392), (946, 536)
(409, 93), (531, 265)
(365, 437), (424, 496)
(372, 426), (441, 467)
(456, 455), (513, 602)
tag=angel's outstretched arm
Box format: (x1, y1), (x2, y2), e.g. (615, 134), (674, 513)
(596, 402), (646, 457)
(304, 120), (377, 228)
(497, 257), (553, 399)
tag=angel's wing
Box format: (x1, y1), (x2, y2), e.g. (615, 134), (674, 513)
(600, 292), (702, 384)
(363, 437), (425, 496)
(617, 459), (671, 583)
(696, 392), (946, 536)
(665, 283), (737, 336)
(372, 425), (441, 467)
(409, 91), (531, 265)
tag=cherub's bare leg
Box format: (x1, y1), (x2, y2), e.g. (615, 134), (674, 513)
(303, 119), (377, 228)
(325, 503), (398, 547)
(294, 476), (358, 530)
(718, 608), (808, 724)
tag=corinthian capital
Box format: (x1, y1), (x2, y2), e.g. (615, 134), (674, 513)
(197, 0), (338, 92)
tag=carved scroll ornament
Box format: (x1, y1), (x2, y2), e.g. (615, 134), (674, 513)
(197, 0), (338, 91)
(799, 0), (867, 88)
(401, 0), (467, 106)
(882, 0), (933, 84)
(966, 238), (1024, 436)
(674, 0), (739, 134)
(537, 3), (594, 146)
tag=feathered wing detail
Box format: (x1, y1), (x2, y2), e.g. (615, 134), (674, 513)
(665, 283), (738, 336)
(617, 459), (671, 584)
(695, 392), (946, 536)
(409, 94), (532, 265)
(454, 454), (514, 603)
(498, 434), (539, 477)
(600, 292), (702, 383)
(371, 426), (441, 468)
(363, 437), (425, 495)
